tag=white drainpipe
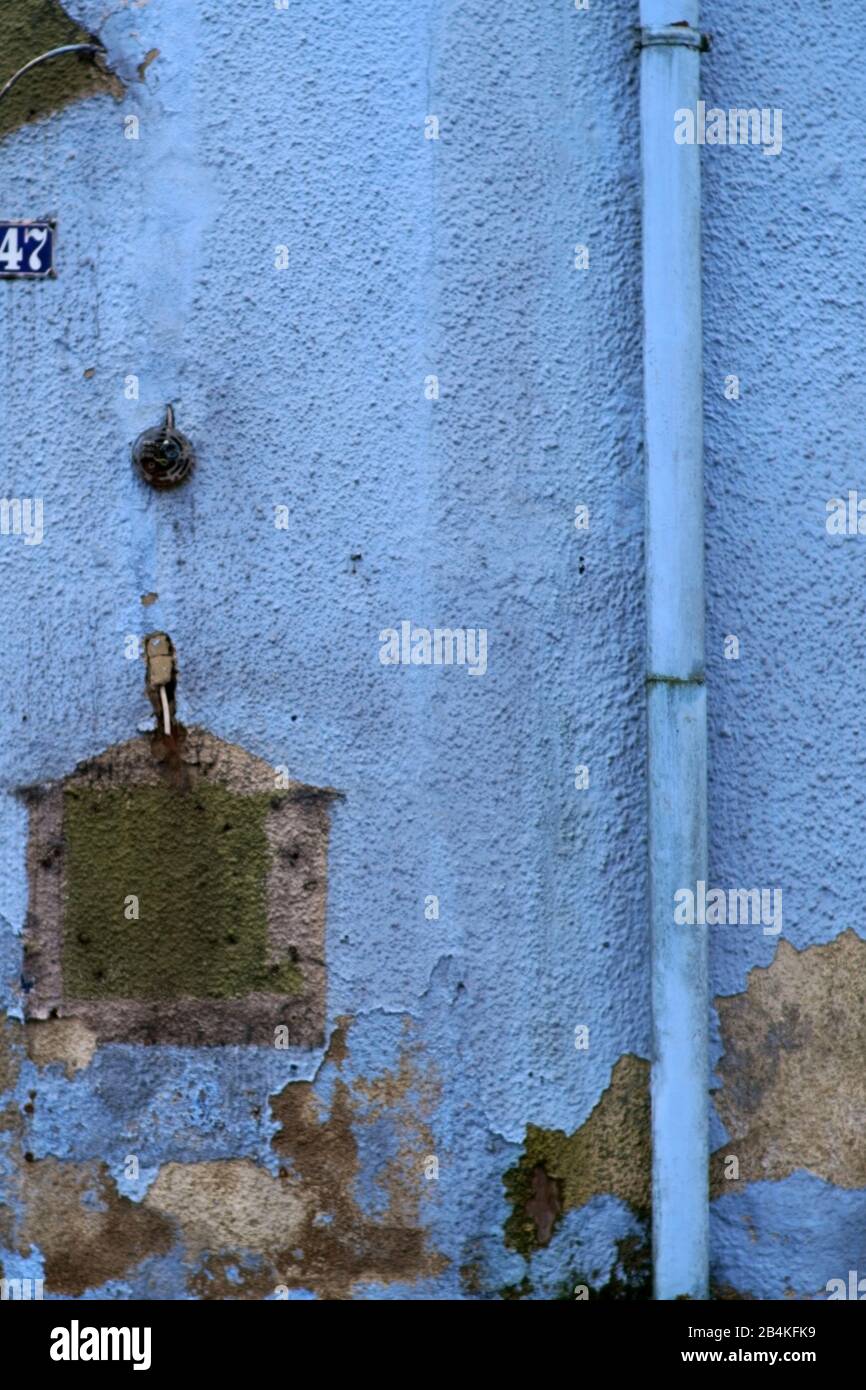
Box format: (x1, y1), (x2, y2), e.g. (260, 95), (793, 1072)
(640, 0), (709, 1299)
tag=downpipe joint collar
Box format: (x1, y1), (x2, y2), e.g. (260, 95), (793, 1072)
(637, 24), (711, 52)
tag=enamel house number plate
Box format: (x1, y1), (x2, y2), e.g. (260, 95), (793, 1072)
(0, 220), (56, 278)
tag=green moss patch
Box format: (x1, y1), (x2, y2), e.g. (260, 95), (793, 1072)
(0, 1), (120, 141)
(62, 785), (302, 1000)
(502, 1057), (651, 1256)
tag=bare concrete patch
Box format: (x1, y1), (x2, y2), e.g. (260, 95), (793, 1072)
(712, 930), (866, 1193)
(26, 1017), (97, 1075)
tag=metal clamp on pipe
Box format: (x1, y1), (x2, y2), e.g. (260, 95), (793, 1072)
(638, 25), (711, 52)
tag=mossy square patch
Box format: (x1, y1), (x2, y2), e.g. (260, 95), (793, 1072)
(63, 785), (301, 1001)
(21, 729), (336, 1047)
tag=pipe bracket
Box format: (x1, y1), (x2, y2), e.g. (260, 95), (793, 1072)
(637, 25), (711, 52)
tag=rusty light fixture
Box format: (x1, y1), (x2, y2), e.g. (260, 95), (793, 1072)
(133, 405), (195, 490)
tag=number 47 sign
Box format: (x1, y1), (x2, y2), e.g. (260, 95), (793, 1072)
(0, 220), (56, 278)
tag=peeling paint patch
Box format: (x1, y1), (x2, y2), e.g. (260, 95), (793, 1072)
(17, 1159), (173, 1295)
(0, 1), (122, 140)
(712, 930), (866, 1193)
(137, 48), (159, 80)
(188, 1251), (276, 1301)
(267, 1018), (446, 1299)
(6, 1018), (447, 1299)
(503, 1054), (650, 1255)
(0, 1015), (24, 1253)
(26, 1017), (97, 1076)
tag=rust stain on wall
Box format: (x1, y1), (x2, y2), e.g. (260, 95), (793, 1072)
(503, 1053), (650, 1255)
(712, 930), (866, 1194)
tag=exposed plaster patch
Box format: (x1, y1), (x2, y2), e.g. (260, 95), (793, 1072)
(17, 1158), (173, 1295)
(0, 1010), (25, 1264)
(26, 1017), (97, 1075)
(712, 930), (866, 1194)
(145, 1159), (307, 1254)
(6, 1018), (445, 1297)
(0, 1015), (24, 1252)
(503, 1054), (650, 1255)
(188, 1252), (275, 1301)
(0, 1), (122, 140)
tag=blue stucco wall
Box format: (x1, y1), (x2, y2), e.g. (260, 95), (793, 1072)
(0, 0), (862, 1300)
(703, 0), (866, 1298)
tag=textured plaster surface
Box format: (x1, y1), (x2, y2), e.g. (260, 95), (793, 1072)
(0, 0), (648, 1299)
(0, 0), (863, 1300)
